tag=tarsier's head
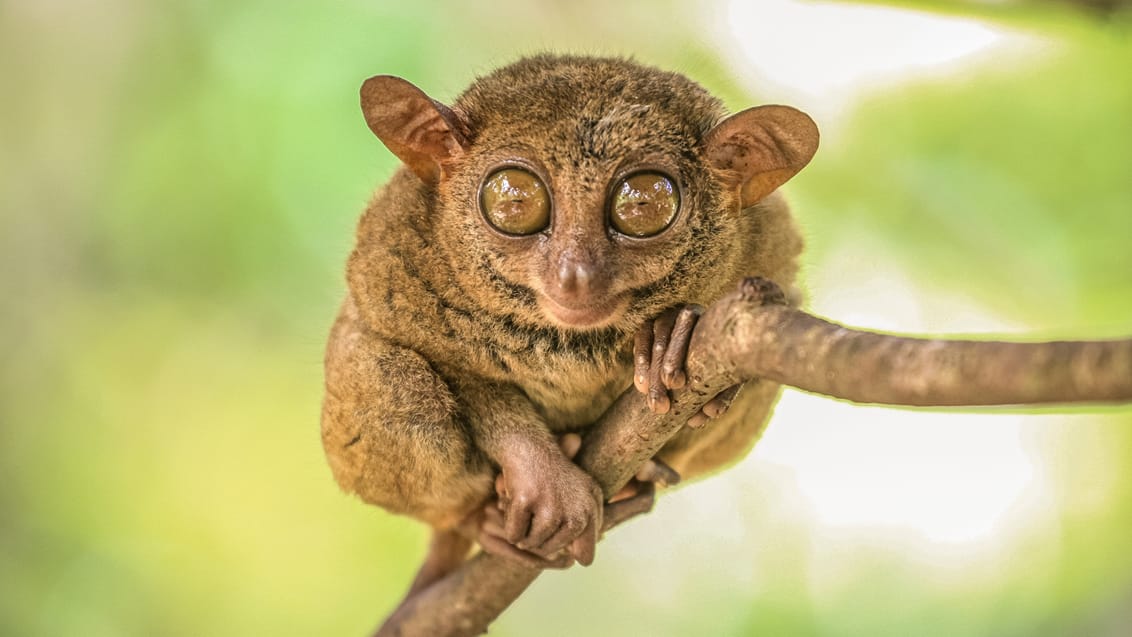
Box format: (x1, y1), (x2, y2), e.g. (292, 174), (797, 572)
(361, 55), (818, 333)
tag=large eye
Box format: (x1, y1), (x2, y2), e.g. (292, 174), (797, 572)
(609, 172), (679, 238)
(479, 168), (551, 236)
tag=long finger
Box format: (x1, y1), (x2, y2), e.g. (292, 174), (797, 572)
(602, 482), (656, 533)
(522, 508), (560, 550)
(479, 532), (558, 569)
(687, 411), (710, 429)
(702, 385), (741, 418)
(661, 305), (702, 390)
(540, 519), (582, 557)
(569, 518), (597, 567)
(649, 312), (677, 414)
(503, 500), (533, 545)
(635, 458), (681, 487)
(558, 432), (582, 460)
(634, 323), (653, 393)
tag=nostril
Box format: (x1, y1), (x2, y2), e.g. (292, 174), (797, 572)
(575, 265), (592, 286)
(557, 262), (592, 297)
(558, 262), (578, 293)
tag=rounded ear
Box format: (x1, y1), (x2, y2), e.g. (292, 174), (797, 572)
(360, 75), (471, 183)
(701, 105), (819, 207)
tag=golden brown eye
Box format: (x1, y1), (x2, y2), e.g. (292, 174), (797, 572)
(479, 168), (550, 236)
(609, 172), (679, 238)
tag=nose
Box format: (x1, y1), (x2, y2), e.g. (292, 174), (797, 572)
(557, 251), (594, 298)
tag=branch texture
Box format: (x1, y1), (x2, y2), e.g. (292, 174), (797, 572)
(378, 277), (1132, 636)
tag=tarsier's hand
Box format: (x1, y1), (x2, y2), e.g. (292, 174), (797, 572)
(479, 439), (603, 569)
(634, 305), (742, 427)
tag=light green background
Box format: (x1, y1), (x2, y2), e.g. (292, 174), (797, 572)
(2, 1), (1130, 635)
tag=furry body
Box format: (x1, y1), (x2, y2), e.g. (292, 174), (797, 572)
(322, 55), (806, 534)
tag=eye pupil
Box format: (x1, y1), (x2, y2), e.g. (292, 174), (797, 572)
(480, 168), (550, 236)
(609, 172), (679, 238)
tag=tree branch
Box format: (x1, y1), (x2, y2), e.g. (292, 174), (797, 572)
(377, 277), (1132, 637)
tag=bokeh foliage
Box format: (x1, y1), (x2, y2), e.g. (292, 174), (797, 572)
(1, 1), (1130, 635)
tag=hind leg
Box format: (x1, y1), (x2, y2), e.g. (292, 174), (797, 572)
(657, 379), (782, 481)
(321, 303), (495, 531)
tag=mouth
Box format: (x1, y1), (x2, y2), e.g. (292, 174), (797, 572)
(538, 292), (629, 329)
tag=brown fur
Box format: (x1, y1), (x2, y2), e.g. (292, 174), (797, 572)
(322, 55), (809, 531)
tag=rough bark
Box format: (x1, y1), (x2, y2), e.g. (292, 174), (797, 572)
(377, 277), (1132, 637)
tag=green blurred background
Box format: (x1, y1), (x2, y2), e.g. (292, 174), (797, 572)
(2, 1), (1130, 635)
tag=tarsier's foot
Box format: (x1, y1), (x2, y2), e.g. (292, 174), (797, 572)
(476, 498), (576, 569)
(634, 456), (681, 487)
(606, 455), (678, 513)
(474, 434), (658, 570)
(634, 305), (742, 427)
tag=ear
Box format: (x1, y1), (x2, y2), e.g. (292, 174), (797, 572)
(360, 75), (471, 183)
(701, 105), (819, 207)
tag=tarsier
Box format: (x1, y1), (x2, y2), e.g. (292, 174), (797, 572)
(321, 55), (819, 589)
